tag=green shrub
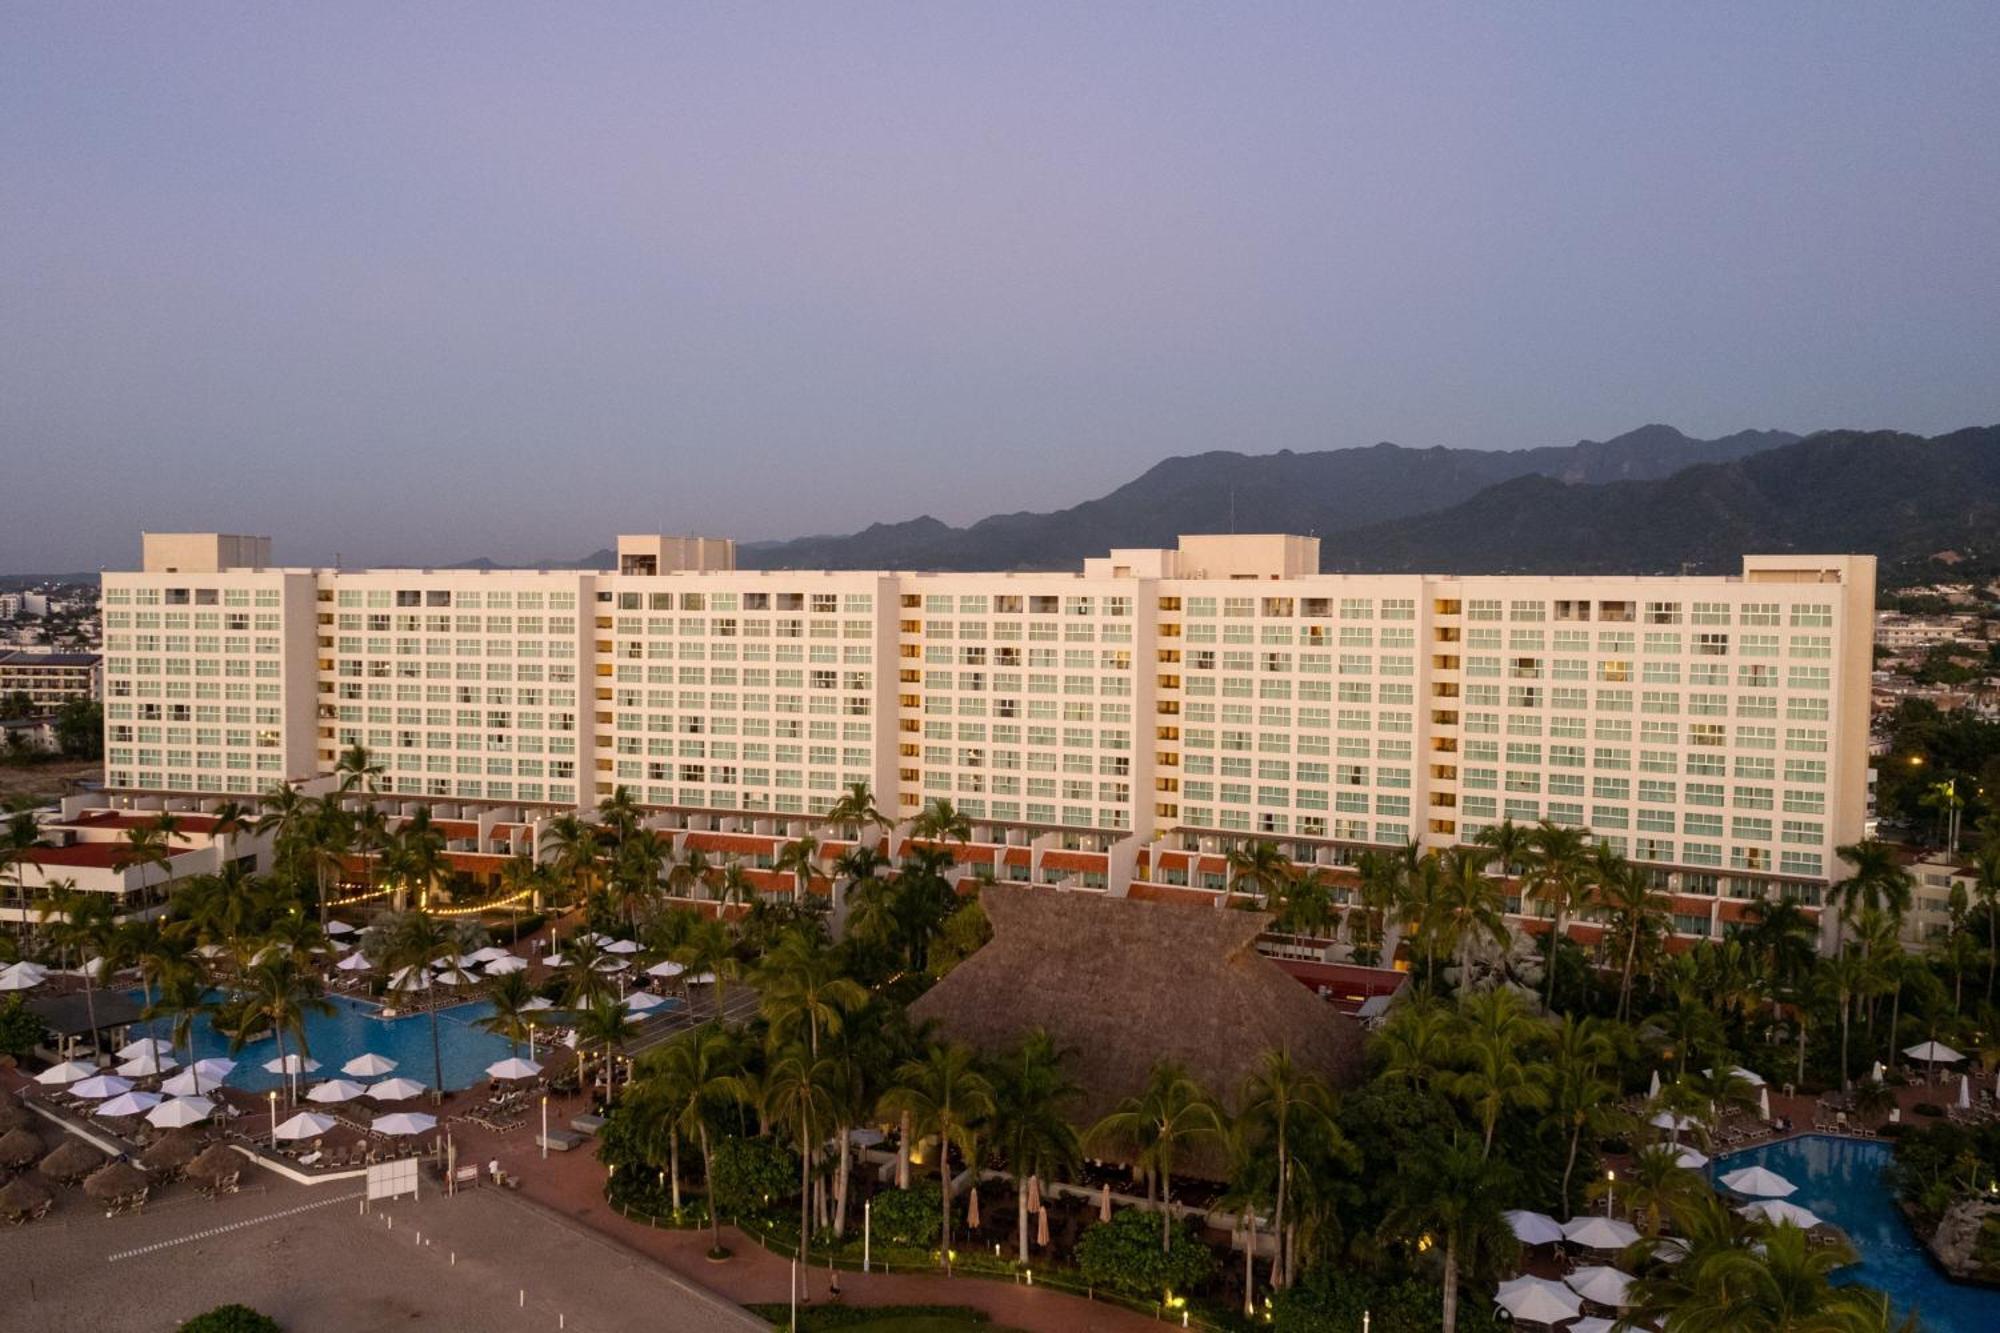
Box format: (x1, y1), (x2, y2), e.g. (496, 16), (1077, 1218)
(1273, 1268), (1504, 1332)
(0, 996), (45, 1058)
(868, 1187), (942, 1247)
(179, 1306), (281, 1333)
(1914, 1102), (1946, 1118)
(1074, 1208), (1215, 1302)
(710, 1134), (796, 1216)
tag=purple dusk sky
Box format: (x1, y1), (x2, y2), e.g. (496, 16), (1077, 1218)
(3, 5), (1996, 572)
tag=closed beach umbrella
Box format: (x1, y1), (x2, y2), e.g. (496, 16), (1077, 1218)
(39, 1136), (105, 1183)
(1741, 1199), (1823, 1229)
(1720, 1166), (1796, 1198)
(1495, 1276), (1583, 1325)
(1647, 1068), (1660, 1098)
(116, 1036), (175, 1061)
(1036, 1203), (1051, 1247)
(1758, 1086), (1772, 1121)
(69, 1074), (135, 1100)
(307, 1079), (368, 1104)
(1504, 1209), (1566, 1246)
(646, 960), (686, 979)
(274, 1111), (338, 1141)
(83, 1160), (149, 1203)
(1566, 1266), (1633, 1307)
(1958, 1075), (1971, 1110)
(1098, 1182), (1112, 1222)
(140, 1130), (201, 1173)
(36, 1059), (98, 1085)
(368, 1078), (427, 1101)
(373, 1112), (438, 1136)
(0, 1176), (52, 1221)
(263, 1054), (321, 1075)
(343, 1053), (398, 1077)
(1563, 1215), (1641, 1250)
(147, 1096), (216, 1128)
(0, 1128), (44, 1168)
(965, 1184), (980, 1229)
(486, 1057), (543, 1081)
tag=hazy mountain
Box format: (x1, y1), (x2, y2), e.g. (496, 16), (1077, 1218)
(1315, 426), (2000, 574)
(736, 425), (1797, 571)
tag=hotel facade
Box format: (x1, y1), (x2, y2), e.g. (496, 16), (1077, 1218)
(98, 532), (1875, 947)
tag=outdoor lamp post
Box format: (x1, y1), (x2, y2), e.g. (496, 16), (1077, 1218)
(528, 1023), (536, 1061)
(863, 1197), (871, 1273)
(541, 1094), (549, 1160)
(1606, 1168), (1616, 1217)
(268, 1089), (277, 1147)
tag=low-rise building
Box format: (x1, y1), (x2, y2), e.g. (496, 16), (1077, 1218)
(0, 650), (103, 709)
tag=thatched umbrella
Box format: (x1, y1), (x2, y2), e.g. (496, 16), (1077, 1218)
(0, 1127), (43, 1170)
(186, 1143), (242, 1185)
(83, 1160), (149, 1204)
(0, 1085), (21, 1109)
(40, 1137), (106, 1186)
(0, 1175), (52, 1222)
(0, 1101), (35, 1133)
(139, 1129), (201, 1175)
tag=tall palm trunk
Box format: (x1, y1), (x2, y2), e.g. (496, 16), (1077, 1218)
(1618, 926), (1639, 1022)
(1544, 909), (1566, 1012)
(1839, 992), (1853, 1091)
(1242, 1213), (1258, 1317)
(896, 1110), (911, 1189)
(834, 1128), (851, 1237)
(1560, 1123), (1583, 1221)
(798, 1113), (813, 1298)
(428, 1006), (444, 1105)
(1441, 1231), (1460, 1333)
(1016, 1175), (1031, 1265)
(939, 1133), (954, 1274)
(669, 1129), (682, 1214)
(1271, 1144), (1288, 1288)
(1161, 1159), (1174, 1253)
(700, 1125), (723, 1253)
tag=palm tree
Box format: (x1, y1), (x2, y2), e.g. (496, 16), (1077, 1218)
(988, 1028), (1081, 1266)
(1520, 821), (1589, 1012)
(909, 798), (971, 848)
(608, 829), (667, 928)
(773, 836), (822, 906)
(1086, 1059), (1223, 1253)
(497, 851), (548, 941)
(1430, 846), (1508, 987)
(2, 809), (47, 936)
(40, 886), (116, 1051)
(1471, 817), (1533, 876)
(1382, 1138), (1513, 1333)
(672, 916), (741, 1019)
(1240, 1048), (1338, 1288)
(233, 953), (333, 1106)
(755, 930), (867, 1056)
(118, 915), (190, 1010)
(116, 816), (175, 908)
(763, 1043), (844, 1292)
(1632, 1215), (1887, 1332)
(334, 742), (385, 798)
(206, 800), (254, 864)
(596, 785), (642, 848)
(1549, 1015), (1625, 1218)
(1833, 838), (1914, 953)
(576, 997), (638, 1098)
(544, 813), (605, 905)
(1351, 847), (1407, 966)
(1971, 838), (2000, 1004)
(830, 843), (887, 929)
(364, 909), (463, 1099)
(381, 808), (448, 911)
(478, 970), (539, 1055)
(1597, 854), (1667, 1021)
(1375, 997), (1455, 1093)
(1224, 840), (1293, 908)
(147, 968), (216, 1090)
(826, 780), (887, 846)
(1592, 1142), (1700, 1237)
(635, 1023), (748, 1251)
(878, 1041), (996, 1273)
(1449, 989), (1552, 1158)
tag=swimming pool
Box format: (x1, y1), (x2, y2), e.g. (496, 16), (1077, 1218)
(1717, 1135), (2000, 1332)
(126, 991), (521, 1093)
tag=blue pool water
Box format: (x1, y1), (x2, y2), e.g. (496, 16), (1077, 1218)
(1718, 1135), (2000, 1332)
(127, 991), (521, 1093)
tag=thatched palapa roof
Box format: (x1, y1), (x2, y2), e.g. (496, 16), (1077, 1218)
(187, 1143), (244, 1183)
(0, 1175), (52, 1220)
(0, 1127), (43, 1168)
(140, 1129), (202, 1172)
(909, 886), (1366, 1128)
(40, 1137), (105, 1184)
(83, 1160), (149, 1202)
(0, 1101), (35, 1134)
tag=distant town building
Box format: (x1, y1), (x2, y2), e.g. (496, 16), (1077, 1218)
(0, 650), (102, 709)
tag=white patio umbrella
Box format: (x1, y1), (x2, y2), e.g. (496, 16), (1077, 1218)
(70, 1074), (135, 1100)
(1741, 1199), (1823, 1228)
(306, 1078), (369, 1104)
(1648, 1111), (1699, 1134)
(486, 1057), (543, 1080)
(602, 938), (641, 954)
(1670, 1144), (1710, 1169)
(1720, 1166), (1796, 1197)
(388, 966), (431, 991)
(521, 996), (555, 1011)
(624, 991), (665, 1012)
(373, 1111), (438, 1136)
(1646, 1068), (1661, 1097)
(646, 959), (686, 978)
(368, 1077), (427, 1101)
(592, 957), (630, 973)
(1494, 1275), (1582, 1325)
(1566, 1266), (1633, 1307)
(485, 955), (528, 975)
(1569, 1320), (1618, 1333)
(1904, 1041), (1964, 1064)
(432, 969), (469, 985)
(324, 920), (356, 935)
(116, 1036), (176, 1061)
(343, 1052), (399, 1077)
(336, 953), (373, 972)
(263, 1054), (321, 1075)
(116, 1051), (179, 1077)
(470, 946), (512, 964)
(162, 1066), (222, 1097)
(542, 953), (568, 968)
(1870, 1060), (1885, 1084)
(1958, 1074), (1971, 1110)
(274, 1110), (338, 1141)
(0, 965), (44, 992)
(1503, 1209), (1565, 1245)
(95, 1090), (163, 1118)
(146, 1095), (216, 1128)
(1563, 1215), (1641, 1250)
(36, 1058), (99, 1085)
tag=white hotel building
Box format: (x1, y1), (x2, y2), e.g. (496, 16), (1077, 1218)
(99, 532), (1875, 948)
